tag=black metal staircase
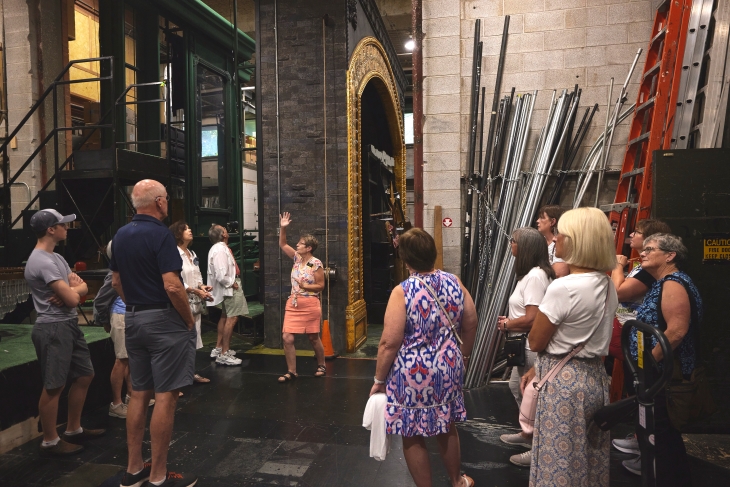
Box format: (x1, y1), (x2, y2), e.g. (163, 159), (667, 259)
(1, 57), (177, 267)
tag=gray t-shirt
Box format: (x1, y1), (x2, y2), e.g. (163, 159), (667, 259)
(24, 249), (78, 323)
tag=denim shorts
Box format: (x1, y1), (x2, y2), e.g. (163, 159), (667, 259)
(31, 318), (94, 390)
(124, 307), (195, 393)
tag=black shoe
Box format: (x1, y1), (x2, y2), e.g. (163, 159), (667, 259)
(39, 438), (83, 456)
(146, 471), (198, 487)
(120, 465), (151, 487)
(62, 427), (106, 444)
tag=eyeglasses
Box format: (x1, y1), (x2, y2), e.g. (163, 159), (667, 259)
(640, 246), (664, 254)
(156, 194), (170, 202)
(631, 230), (644, 236)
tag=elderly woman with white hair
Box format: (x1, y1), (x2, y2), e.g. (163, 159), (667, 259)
(522, 207), (618, 486)
(207, 224), (248, 366)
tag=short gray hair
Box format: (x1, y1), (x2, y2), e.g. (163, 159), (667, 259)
(209, 224), (225, 244)
(644, 233), (688, 268)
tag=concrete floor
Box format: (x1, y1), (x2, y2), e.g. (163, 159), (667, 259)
(0, 349), (727, 487)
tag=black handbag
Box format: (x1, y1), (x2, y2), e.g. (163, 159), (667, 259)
(504, 334), (527, 367)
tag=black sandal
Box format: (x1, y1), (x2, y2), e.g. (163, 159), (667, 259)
(278, 371), (298, 383)
(314, 365), (326, 377)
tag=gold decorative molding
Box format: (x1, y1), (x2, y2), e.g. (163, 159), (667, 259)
(346, 37), (406, 319)
(345, 299), (368, 352)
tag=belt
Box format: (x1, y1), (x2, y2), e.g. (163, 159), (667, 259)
(126, 303), (170, 312)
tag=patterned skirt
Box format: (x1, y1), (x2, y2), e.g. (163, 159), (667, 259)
(529, 354), (610, 487)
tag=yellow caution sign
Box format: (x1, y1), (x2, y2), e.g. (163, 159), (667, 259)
(704, 238), (730, 261)
(637, 331), (644, 369)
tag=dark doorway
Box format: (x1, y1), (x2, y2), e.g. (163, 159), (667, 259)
(360, 81), (396, 326)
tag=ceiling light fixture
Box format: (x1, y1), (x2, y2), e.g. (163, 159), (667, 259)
(405, 39), (415, 51)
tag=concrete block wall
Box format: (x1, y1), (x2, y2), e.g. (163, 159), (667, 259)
(422, 0), (653, 277)
(258, 0), (350, 351)
(2, 0), (67, 224)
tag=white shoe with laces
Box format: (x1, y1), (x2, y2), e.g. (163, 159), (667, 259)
(622, 455), (641, 475)
(612, 434), (640, 455)
(500, 432), (532, 448)
(216, 353), (242, 366)
(509, 450), (532, 467)
(108, 402), (127, 418)
(210, 347), (222, 358)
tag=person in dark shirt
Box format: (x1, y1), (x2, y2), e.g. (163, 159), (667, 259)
(110, 179), (197, 487)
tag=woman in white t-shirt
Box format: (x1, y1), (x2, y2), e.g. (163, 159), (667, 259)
(523, 208), (618, 486)
(497, 227), (555, 463)
(535, 205), (569, 278)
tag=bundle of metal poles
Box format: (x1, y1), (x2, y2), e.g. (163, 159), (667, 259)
(464, 88), (584, 389)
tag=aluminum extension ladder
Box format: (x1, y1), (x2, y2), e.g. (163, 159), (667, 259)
(693, 0), (730, 148)
(669, 0), (717, 148)
(602, 0), (692, 257)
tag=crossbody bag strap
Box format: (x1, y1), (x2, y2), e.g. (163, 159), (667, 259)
(410, 275), (464, 345)
(535, 277), (613, 391)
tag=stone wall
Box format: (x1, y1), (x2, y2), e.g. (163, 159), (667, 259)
(258, 0), (350, 350)
(422, 0), (653, 276)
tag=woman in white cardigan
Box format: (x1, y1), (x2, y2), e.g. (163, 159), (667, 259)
(207, 224), (248, 366)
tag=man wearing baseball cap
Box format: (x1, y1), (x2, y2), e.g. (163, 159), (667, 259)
(24, 209), (105, 455)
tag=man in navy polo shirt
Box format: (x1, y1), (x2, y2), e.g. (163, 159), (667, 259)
(110, 179), (197, 487)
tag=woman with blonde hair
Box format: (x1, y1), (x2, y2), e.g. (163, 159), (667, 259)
(522, 207), (618, 486)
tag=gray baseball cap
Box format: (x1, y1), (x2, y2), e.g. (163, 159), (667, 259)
(29, 209), (76, 233)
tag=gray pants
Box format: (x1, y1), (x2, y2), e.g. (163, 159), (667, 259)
(125, 307), (195, 393)
(509, 348), (538, 406)
(31, 318), (94, 390)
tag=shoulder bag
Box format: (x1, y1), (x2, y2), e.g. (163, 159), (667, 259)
(504, 334), (527, 367)
(187, 250), (207, 316)
(410, 275), (463, 345)
(519, 278), (612, 435)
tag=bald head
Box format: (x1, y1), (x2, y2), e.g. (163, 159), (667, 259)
(131, 179), (168, 220)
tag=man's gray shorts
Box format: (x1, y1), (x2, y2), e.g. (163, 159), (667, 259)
(125, 307), (196, 393)
(31, 318), (94, 390)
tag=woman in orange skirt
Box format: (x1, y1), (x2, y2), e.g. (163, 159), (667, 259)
(278, 212), (326, 382)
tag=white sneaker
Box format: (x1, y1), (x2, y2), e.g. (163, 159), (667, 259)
(108, 402), (127, 418)
(500, 433), (532, 448)
(622, 455), (641, 476)
(612, 434), (640, 455)
(223, 349), (237, 356)
(509, 450), (532, 467)
(210, 347), (222, 358)
(216, 354), (242, 366)
(125, 394), (156, 407)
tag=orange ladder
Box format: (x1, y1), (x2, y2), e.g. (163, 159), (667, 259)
(604, 0), (692, 403)
(604, 0), (692, 258)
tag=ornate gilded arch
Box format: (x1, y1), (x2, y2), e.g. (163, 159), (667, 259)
(345, 36), (406, 352)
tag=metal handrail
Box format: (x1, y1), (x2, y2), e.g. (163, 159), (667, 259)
(0, 57), (113, 155)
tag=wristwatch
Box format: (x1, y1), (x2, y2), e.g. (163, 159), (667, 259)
(373, 377), (385, 385)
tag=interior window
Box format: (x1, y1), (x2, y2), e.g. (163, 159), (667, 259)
(196, 64), (225, 209)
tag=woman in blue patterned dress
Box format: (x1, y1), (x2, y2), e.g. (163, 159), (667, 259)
(370, 228), (477, 487)
(626, 233), (703, 486)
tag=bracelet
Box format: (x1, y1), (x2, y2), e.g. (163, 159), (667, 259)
(504, 319), (510, 331)
(373, 377), (385, 385)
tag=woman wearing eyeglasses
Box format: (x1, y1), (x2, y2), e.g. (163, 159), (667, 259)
(496, 227), (555, 467)
(627, 233), (703, 486)
(609, 219), (671, 467)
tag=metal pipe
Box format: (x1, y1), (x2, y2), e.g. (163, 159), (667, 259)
(595, 78), (614, 207)
(412, 0), (424, 227)
(274, 0), (283, 341)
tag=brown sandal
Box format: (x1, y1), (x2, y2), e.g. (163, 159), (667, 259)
(278, 371), (298, 383)
(194, 374), (210, 383)
(314, 365), (326, 377)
